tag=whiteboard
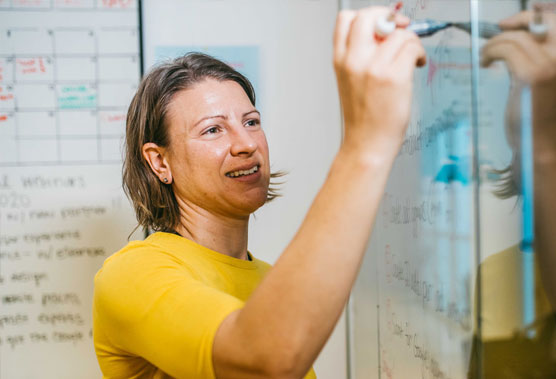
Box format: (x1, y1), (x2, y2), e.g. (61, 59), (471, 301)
(0, 1), (141, 378)
(347, 1), (522, 378)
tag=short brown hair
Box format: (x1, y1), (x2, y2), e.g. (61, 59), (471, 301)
(492, 155), (520, 199)
(123, 52), (282, 233)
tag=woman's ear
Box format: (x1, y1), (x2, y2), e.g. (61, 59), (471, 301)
(142, 142), (173, 184)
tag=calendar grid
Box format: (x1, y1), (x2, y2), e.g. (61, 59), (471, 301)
(0, 0), (139, 166)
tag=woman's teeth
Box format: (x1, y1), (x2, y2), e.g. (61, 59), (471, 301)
(227, 165), (259, 178)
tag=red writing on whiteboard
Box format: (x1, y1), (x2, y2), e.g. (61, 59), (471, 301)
(0, 93), (14, 102)
(17, 58), (47, 75)
(0, 85), (14, 103)
(381, 352), (394, 379)
(417, 0), (429, 10)
(0, 115), (7, 122)
(101, 0), (132, 8)
(427, 58), (471, 87)
(13, 0), (48, 6)
(106, 114), (125, 122)
(56, 0), (88, 5)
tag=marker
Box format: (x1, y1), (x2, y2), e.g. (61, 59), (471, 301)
(375, 2), (403, 40)
(406, 19), (451, 37)
(386, 7), (547, 40)
(529, 3), (548, 41)
(407, 20), (502, 39)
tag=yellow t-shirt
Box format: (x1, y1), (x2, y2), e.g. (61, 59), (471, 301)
(467, 244), (556, 378)
(93, 232), (317, 379)
(479, 244), (553, 340)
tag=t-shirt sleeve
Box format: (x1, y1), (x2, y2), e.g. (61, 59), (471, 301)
(93, 247), (243, 379)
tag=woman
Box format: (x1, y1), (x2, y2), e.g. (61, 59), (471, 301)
(481, 10), (556, 309)
(467, 9), (556, 378)
(93, 7), (426, 379)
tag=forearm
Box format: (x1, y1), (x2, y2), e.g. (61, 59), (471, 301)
(534, 125), (556, 311)
(215, 139), (397, 378)
(533, 81), (556, 310)
(213, 7), (425, 377)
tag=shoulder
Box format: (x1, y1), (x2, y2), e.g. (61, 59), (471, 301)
(481, 244), (521, 277)
(96, 232), (192, 281)
(93, 233), (201, 314)
(252, 256), (273, 275)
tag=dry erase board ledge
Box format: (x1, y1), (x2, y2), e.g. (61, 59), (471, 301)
(0, 160), (122, 167)
(0, 8), (136, 12)
(0, 0), (138, 12)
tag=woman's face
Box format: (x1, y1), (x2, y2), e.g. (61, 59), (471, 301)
(165, 79), (270, 218)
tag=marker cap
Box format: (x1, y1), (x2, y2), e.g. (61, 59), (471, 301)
(529, 21), (548, 40)
(376, 17), (396, 38)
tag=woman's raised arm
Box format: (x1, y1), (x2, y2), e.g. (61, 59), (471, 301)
(213, 7), (425, 379)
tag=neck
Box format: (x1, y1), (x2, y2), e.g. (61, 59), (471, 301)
(173, 200), (250, 261)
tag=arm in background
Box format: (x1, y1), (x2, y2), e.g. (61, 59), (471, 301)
(482, 10), (556, 309)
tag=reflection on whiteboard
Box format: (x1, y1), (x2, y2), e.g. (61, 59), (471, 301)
(351, 32), (514, 376)
(154, 45), (260, 105)
(375, 46), (474, 379)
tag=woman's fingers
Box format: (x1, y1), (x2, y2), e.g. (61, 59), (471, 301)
(344, 7), (390, 65)
(498, 10), (531, 31)
(481, 41), (534, 83)
(335, 6), (423, 70)
(481, 30), (555, 83)
(391, 32), (427, 75)
(498, 10), (556, 30)
(373, 29), (427, 70)
(333, 10), (357, 63)
(394, 13), (411, 28)
(482, 31), (542, 66)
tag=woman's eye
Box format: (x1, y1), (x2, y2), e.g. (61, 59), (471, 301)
(203, 126), (220, 135)
(245, 119), (260, 128)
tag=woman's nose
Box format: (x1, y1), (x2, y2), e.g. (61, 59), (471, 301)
(230, 126), (258, 156)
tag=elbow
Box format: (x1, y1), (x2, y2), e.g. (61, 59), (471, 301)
(263, 367), (305, 379)
(257, 350), (310, 379)
(264, 366), (298, 379)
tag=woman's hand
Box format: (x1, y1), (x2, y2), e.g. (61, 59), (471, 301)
(482, 11), (556, 86)
(333, 7), (426, 156)
(482, 10), (556, 149)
